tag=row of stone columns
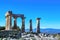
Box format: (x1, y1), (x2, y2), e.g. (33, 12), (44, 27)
(13, 17), (40, 33)
(5, 11), (25, 33)
(5, 11), (41, 33)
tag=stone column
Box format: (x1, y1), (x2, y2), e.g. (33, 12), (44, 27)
(30, 19), (32, 32)
(13, 17), (17, 29)
(21, 17), (25, 33)
(36, 18), (41, 33)
(5, 11), (12, 30)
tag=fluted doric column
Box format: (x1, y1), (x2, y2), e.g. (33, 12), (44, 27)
(30, 19), (32, 32)
(21, 17), (25, 33)
(5, 11), (12, 30)
(36, 18), (41, 33)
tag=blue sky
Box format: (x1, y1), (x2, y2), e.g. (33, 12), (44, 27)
(0, 0), (60, 29)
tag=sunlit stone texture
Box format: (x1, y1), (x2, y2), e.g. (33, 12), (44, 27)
(5, 11), (12, 30)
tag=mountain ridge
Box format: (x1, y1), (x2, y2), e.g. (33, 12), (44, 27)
(25, 28), (60, 34)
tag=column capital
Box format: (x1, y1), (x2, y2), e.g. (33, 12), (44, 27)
(5, 11), (12, 17)
(30, 19), (32, 22)
(21, 17), (26, 19)
(37, 18), (41, 20)
(13, 16), (17, 19)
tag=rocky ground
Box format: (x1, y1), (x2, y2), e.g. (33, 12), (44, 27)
(0, 31), (59, 40)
